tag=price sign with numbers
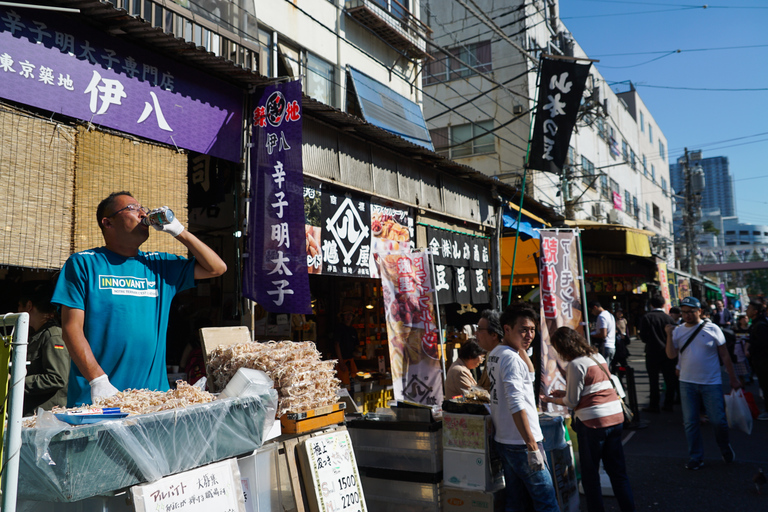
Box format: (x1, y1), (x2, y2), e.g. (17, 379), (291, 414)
(299, 430), (367, 512)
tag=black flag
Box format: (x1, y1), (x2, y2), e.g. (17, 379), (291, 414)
(528, 58), (591, 173)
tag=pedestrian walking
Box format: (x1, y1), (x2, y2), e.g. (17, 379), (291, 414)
(639, 296), (677, 413)
(665, 296), (741, 470)
(745, 297), (768, 420)
(589, 301), (617, 367)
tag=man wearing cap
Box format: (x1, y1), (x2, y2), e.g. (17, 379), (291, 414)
(666, 296), (741, 470)
(745, 297), (768, 420)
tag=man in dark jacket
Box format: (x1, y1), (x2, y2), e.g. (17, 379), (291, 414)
(746, 297), (768, 420)
(639, 296), (677, 412)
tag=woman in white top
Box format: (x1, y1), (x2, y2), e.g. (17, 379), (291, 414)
(541, 327), (635, 512)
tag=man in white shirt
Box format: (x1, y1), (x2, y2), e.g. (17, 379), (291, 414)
(488, 304), (559, 512)
(665, 296), (741, 471)
(589, 301), (616, 366)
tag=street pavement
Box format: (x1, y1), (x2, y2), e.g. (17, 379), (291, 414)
(591, 340), (768, 511)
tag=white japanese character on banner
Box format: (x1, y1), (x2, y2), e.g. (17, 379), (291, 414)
(543, 94), (567, 118)
(137, 91), (172, 131)
(550, 72), (573, 94)
(473, 243), (481, 262)
(1, 10), (25, 35)
(78, 40), (97, 64)
(271, 191), (288, 219)
(456, 267), (468, 293)
(267, 279), (294, 306)
(463, 242), (471, 260)
(271, 223), (290, 248)
(482, 245), (489, 263)
(19, 60), (34, 79)
(322, 239), (340, 265)
(30, 21), (51, 43)
(159, 72), (174, 92)
(84, 70), (126, 115)
(101, 49), (120, 70)
(38, 66), (54, 85)
(428, 237), (440, 256)
(434, 265), (449, 292)
(542, 136), (555, 161)
(452, 240), (461, 259)
(475, 269), (487, 292)
(0, 53), (15, 73)
(279, 131), (291, 151)
(272, 161), (285, 188)
(124, 56), (139, 78)
(266, 133), (278, 155)
(143, 63), (158, 84)
(267, 251), (293, 276)
(356, 245), (370, 267)
(441, 239), (452, 258)
(54, 32), (75, 54)
(58, 73), (74, 91)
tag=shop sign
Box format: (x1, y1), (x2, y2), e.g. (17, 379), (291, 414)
(243, 80), (310, 314)
(375, 248), (443, 406)
(538, 229), (586, 415)
(657, 262), (671, 312)
(303, 184), (413, 278)
(427, 226), (490, 305)
(0, 7), (242, 162)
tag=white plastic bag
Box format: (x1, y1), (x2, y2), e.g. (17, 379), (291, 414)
(724, 389), (753, 435)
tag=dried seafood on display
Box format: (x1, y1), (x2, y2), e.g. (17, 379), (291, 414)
(207, 340), (340, 417)
(22, 381), (214, 428)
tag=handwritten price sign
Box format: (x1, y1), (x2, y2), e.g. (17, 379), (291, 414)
(301, 430), (367, 512)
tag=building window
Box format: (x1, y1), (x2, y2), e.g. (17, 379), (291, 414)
(649, 124), (653, 143)
(424, 41), (492, 84)
(431, 120), (495, 158)
(640, 111), (644, 132)
(659, 140), (666, 161)
(629, 149), (636, 171)
(754, 231), (761, 236)
(661, 177), (668, 194)
(643, 155), (647, 176)
(646, 203), (650, 221)
(633, 195), (639, 218)
(305, 53), (335, 107)
(622, 140), (628, 162)
(600, 175), (609, 198)
(652, 203), (661, 229)
(651, 164), (656, 183)
(581, 156), (595, 186)
(725, 230), (736, 235)
(739, 230), (749, 235)
(624, 190), (631, 213)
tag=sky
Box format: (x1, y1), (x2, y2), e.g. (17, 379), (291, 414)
(558, 0), (768, 226)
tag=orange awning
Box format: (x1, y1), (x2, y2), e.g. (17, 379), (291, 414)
(500, 237), (540, 286)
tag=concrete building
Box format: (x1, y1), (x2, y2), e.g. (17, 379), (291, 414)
(421, 0), (674, 264)
(670, 152), (735, 218)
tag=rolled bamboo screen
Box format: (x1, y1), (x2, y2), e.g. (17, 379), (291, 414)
(73, 127), (188, 257)
(0, 106), (76, 270)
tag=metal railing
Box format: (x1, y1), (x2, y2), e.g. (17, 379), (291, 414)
(0, 312), (29, 512)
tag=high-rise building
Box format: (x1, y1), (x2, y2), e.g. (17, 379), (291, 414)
(670, 153), (735, 217)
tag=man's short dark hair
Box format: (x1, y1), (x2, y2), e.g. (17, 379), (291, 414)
(480, 309), (503, 338)
(650, 296), (665, 309)
(669, 307), (681, 314)
(499, 303), (539, 330)
(588, 301), (602, 310)
(458, 340), (485, 361)
(96, 191), (134, 230)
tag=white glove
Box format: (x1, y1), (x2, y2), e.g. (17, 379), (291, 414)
(90, 374), (119, 404)
(527, 448), (546, 472)
(151, 207), (184, 237)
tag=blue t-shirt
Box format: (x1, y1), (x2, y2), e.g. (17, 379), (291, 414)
(52, 247), (196, 406)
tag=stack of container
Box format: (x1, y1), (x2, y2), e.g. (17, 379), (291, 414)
(347, 406), (443, 512)
(441, 410), (505, 512)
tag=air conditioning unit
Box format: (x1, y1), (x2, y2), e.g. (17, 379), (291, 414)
(513, 105), (524, 115)
(591, 203), (604, 219)
(607, 210), (620, 224)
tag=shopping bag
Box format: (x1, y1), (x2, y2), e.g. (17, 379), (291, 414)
(724, 389), (753, 435)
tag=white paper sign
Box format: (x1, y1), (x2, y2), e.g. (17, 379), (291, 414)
(131, 459), (245, 512)
(303, 430), (367, 512)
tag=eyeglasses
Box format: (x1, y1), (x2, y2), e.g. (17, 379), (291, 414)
(107, 204), (149, 218)
(681, 309), (697, 315)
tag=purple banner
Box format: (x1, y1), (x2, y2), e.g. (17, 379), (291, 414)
(243, 80), (310, 314)
(0, 7), (242, 162)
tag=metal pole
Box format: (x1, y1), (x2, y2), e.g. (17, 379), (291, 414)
(506, 170), (528, 306)
(427, 249), (446, 381)
(576, 230), (590, 334)
(1, 312), (29, 512)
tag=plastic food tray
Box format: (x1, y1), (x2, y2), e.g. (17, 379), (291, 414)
(17, 393), (276, 502)
(54, 413), (129, 425)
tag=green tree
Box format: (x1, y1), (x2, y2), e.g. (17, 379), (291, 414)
(746, 250), (768, 295)
(702, 220), (720, 236)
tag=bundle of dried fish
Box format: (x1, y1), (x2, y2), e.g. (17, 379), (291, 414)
(207, 341), (339, 416)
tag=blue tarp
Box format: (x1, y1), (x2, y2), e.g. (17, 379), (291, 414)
(347, 67), (434, 150)
(502, 207), (544, 240)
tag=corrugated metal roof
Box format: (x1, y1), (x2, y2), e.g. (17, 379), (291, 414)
(46, 0), (560, 223)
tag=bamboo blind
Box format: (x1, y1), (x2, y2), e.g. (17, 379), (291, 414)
(74, 127), (188, 256)
(0, 107), (76, 270)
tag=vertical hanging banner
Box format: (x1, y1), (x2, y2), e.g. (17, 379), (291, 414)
(538, 229), (586, 414)
(658, 262), (672, 313)
(528, 58), (591, 174)
(375, 249), (443, 406)
(243, 81), (311, 314)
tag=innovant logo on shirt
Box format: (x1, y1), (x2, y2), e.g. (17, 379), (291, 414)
(99, 275), (158, 297)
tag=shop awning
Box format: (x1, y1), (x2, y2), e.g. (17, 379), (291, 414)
(502, 204), (548, 240)
(566, 220), (652, 257)
(347, 67), (434, 150)
(500, 237), (540, 286)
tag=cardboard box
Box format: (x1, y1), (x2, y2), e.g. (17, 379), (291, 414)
(442, 488), (505, 512)
(443, 448), (503, 491)
(443, 412), (492, 452)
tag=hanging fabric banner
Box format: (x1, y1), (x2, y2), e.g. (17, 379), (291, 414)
(538, 229), (586, 414)
(426, 226), (491, 304)
(243, 80), (311, 314)
(375, 249), (443, 406)
(657, 262), (672, 313)
(528, 58), (591, 173)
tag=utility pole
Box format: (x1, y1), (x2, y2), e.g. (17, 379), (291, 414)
(683, 148), (705, 277)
